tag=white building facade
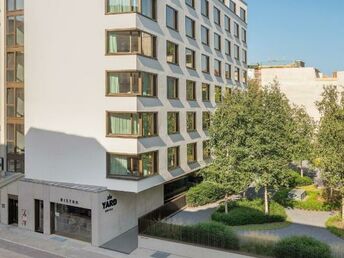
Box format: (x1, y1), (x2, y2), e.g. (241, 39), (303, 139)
(0, 0), (248, 248)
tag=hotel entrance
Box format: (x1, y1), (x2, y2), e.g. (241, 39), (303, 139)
(51, 203), (92, 242)
(8, 195), (18, 225)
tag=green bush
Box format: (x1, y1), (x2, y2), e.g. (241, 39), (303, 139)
(212, 199), (287, 226)
(326, 215), (344, 239)
(186, 181), (225, 207)
(288, 170), (313, 187)
(273, 236), (332, 258)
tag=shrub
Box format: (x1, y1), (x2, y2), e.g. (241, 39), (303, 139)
(212, 199), (287, 226)
(186, 181), (225, 207)
(288, 170), (313, 187)
(273, 236), (332, 258)
(326, 215), (344, 239)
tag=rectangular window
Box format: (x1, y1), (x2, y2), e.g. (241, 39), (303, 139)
(225, 40), (231, 56)
(166, 6), (178, 31)
(243, 71), (248, 84)
(106, 30), (156, 58)
(167, 77), (179, 99)
(215, 86), (222, 103)
(201, 0), (209, 17)
(201, 26), (209, 46)
(167, 112), (179, 134)
(229, 0), (236, 13)
(106, 71), (156, 97)
(6, 15), (24, 48)
(106, 0), (156, 20)
(203, 141), (211, 160)
(185, 17), (195, 38)
(214, 33), (221, 51)
(235, 67), (240, 82)
(202, 112), (211, 130)
(185, 0), (194, 8)
(186, 80), (196, 101)
(201, 54), (210, 73)
(242, 28), (247, 43)
(234, 44), (240, 60)
(6, 51), (24, 83)
(202, 83), (210, 101)
(107, 151), (158, 178)
(6, 123), (24, 154)
(224, 15), (231, 33)
(6, 88), (24, 118)
(187, 143), (197, 163)
(107, 112), (157, 137)
(240, 7), (247, 22)
(167, 41), (179, 64)
(168, 146), (179, 170)
(213, 7), (221, 26)
(6, 0), (24, 11)
(225, 64), (232, 80)
(242, 49), (247, 64)
(185, 48), (195, 69)
(187, 112), (196, 132)
(234, 22), (240, 38)
(214, 59), (221, 77)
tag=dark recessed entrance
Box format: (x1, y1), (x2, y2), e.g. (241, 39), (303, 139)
(35, 200), (44, 233)
(8, 195), (18, 225)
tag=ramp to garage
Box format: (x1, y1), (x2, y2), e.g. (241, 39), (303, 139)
(100, 226), (138, 254)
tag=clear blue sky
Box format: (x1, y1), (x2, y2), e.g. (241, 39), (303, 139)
(247, 0), (344, 74)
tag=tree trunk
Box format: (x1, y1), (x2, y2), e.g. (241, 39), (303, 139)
(225, 194), (229, 214)
(330, 188), (333, 199)
(300, 160), (304, 177)
(342, 196), (344, 222)
(264, 186), (269, 215)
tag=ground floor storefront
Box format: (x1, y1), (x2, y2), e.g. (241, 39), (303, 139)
(0, 178), (164, 247)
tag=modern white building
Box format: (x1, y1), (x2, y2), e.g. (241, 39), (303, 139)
(249, 61), (344, 121)
(0, 0), (248, 250)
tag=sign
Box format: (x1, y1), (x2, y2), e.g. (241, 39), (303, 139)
(102, 194), (117, 213)
(59, 198), (79, 205)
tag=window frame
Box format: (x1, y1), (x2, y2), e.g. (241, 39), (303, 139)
(214, 59), (222, 77)
(213, 6), (221, 26)
(166, 5), (178, 31)
(167, 146), (180, 170)
(201, 54), (210, 73)
(202, 83), (210, 102)
(167, 112), (180, 135)
(186, 112), (197, 132)
(166, 40), (179, 65)
(214, 33), (222, 51)
(185, 16), (196, 39)
(215, 86), (222, 103)
(186, 80), (196, 101)
(167, 76), (179, 99)
(187, 142), (197, 164)
(201, 0), (209, 18)
(225, 64), (232, 80)
(203, 140), (211, 160)
(185, 48), (196, 69)
(202, 112), (211, 130)
(201, 25), (210, 46)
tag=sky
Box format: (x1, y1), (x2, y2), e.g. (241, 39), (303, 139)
(247, 0), (344, 75)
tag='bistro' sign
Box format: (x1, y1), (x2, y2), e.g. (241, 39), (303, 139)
(102, 194), (117, 213)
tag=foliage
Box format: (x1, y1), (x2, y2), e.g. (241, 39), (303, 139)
(231, 222), (290, 231)
(326, 215), (344, 239)
(316, 85), (344, 220)
(238, 233), (278, 257)
(212, 199), (287, 226)
(186, 181), (225, 207)
(287, 170), (313, 187)
(273, 236), (332, 258)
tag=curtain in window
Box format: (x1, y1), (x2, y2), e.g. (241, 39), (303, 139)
(110, 113), (132, 135)
(108, 0), (132, 13)
(109, 74), (120, 94)
(110, 155), (129, 176)
(108, 32), (118, 53)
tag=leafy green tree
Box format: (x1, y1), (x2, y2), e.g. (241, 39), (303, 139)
(206, 81), (293, 214)
(316, 85), (344, 220)
(290, 106), (315, 177)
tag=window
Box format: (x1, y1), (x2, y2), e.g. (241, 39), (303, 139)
(214, 59), (221, 77)
(185, 48), (195, 69)
(166, 6), (178, 31)
(242, 49), (247, 64)
(215, 86), (222, 103)
(202, 112), (211, 130)
(187, 143), (197, 163)
(167, 41), (179, 64)
(242, 28), (247, 43)
(6, 0), (24, 11)
(213, 7), (221, 26)
(6, 51), (24, 82)
(168, 147), (180, 170)
(234, 22), (240, 38)
(6, 15), (24, 48)
(201, 0), (209, 17)
(106, 0), (156, 20)
(167, 112), (179, 134)
(107, 112), (157, 137)
(234, 44), (240, 60)
(201, 54), (210, 73)
(225, 40), (231, 56)
(243, 71), (248, 84)
(7, 88), (24, 118)
(185, 17), (195, 38)
(106, 71), (157, 97)
(185, 0), (194, 8)
(214, 33), (221, 51)
(202, 83), (210, 101)
(6, 123), (24, 154)
(229, 0), (236, 13)
(203, 141), (211, 160)
(186, 80), (196, 101)
(225, 64), (232, 80)
(201, 26), (209, 46)
(240, 7), (247, 22)
(167, 77), (179, 99)
(235, 67), (240, 82)
(107, 30), (156, 58)
(107, 151), (158, 178)
(224, 15), (231, 32)
(187, 112), (196, 132)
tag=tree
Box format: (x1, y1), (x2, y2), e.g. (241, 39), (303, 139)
(316, 85), (344, 221)
(206, 81), (293, 214)
(290, 106), (315, 177)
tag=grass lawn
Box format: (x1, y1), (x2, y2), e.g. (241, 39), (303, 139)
(326, 215), (344, 239)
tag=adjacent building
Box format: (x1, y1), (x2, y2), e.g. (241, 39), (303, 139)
(249, 60), (344, 121)
(0, 0), (248, 248)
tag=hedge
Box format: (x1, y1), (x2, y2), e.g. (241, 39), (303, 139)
(186, 181), (225, 207)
